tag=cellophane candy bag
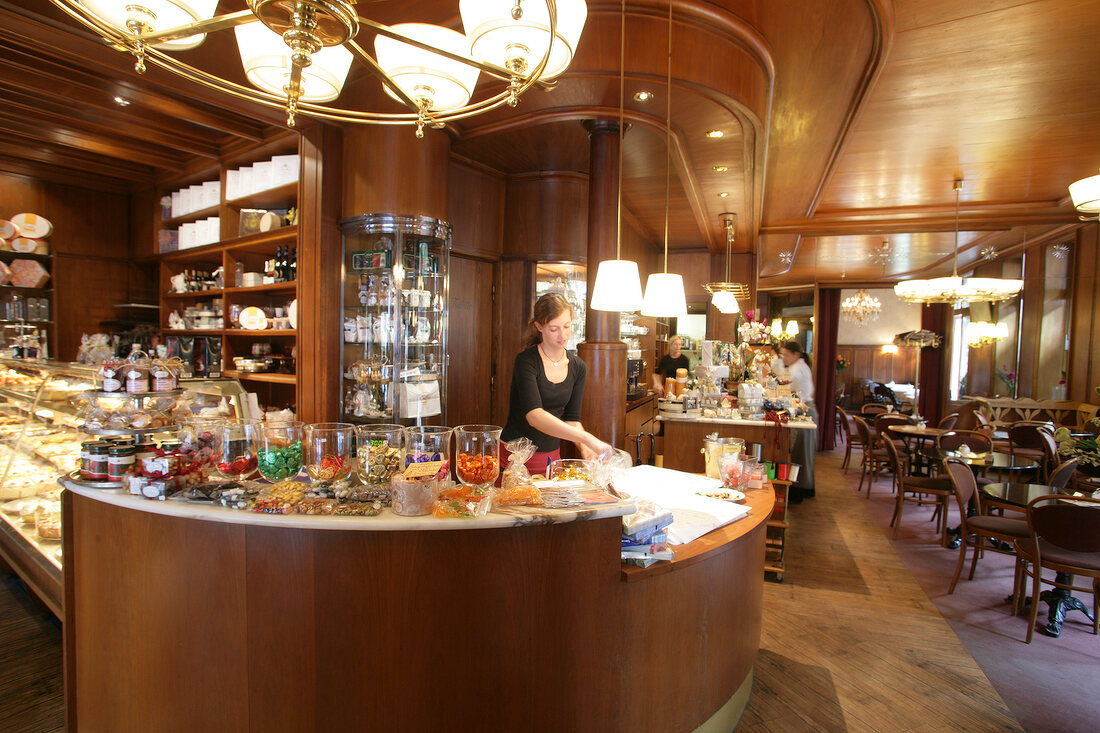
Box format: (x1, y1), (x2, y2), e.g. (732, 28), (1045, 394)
(495, 438), (542, 507)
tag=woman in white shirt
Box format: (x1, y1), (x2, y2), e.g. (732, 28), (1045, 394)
(779, 341), (816, 501)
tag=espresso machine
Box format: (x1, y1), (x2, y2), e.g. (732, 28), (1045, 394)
(626, 347), (646, 400)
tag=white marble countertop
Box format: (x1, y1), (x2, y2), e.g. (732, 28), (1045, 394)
(60, 478), (636, 532)
(658, 415), (817, 429)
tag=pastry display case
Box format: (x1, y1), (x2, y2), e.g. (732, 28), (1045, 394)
(339, 214), (450, 425)
(0, 358), (252, 615)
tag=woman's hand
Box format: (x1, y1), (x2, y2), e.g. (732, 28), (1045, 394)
(579, 435), (612, 461)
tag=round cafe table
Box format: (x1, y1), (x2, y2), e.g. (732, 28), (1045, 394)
(920, 447), (1040, 473)
(981, 481), (1098, 638)
(890, 424), (946, 475)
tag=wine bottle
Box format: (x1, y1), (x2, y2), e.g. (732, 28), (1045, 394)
(289, 247), (297, 281)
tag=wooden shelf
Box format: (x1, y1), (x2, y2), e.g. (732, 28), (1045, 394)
(0, 251), (51, 262)
(164, 329), (223, 336)
(223, 281), (296, 295)
(159, 227), (298, 263)
(161, 204), (220, 227)
(164, 289), (223, 299)
(222, 370), (296, 384)
(225, 182), (297, 210)
(224, 329), (296, 336)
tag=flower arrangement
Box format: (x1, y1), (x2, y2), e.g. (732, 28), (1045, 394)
(836, 356), (850, 370)
(1054, 427), (1100, 476)
(996, 364), (1017, 394)
(738, 310), (769, 344)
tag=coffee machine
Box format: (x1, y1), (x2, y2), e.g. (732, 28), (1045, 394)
(626, 350), (646, 400)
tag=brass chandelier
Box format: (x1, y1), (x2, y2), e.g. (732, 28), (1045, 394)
(894, 179), (1023, 305)
(703, 212), (749, 314)
(54, 0), (587, 135)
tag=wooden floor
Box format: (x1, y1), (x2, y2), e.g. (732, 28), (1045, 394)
(740, 449), (1022, 732)
(0, 449), (1022, 732)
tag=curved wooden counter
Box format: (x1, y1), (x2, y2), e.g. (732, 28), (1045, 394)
(61, 482), (771, 732)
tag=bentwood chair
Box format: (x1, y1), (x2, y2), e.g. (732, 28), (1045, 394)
(943, 458), (1029, 594)
(937, 413), (960, 430)
(861, 403), (889, 416)
(853, 415), (889, 495)
(1008, 421), (1050, 466)
(837, 406), (864, 473)
(1013, 494), (1100, 643)
(885, 438), (954, 542)
(1049, 459), (1079, 493)
(937, 430), (993, 454)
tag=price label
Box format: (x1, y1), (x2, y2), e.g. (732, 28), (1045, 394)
(778, 384), (792, 397)
(766, 388), (779, 400)
(403, 460), (443, 478)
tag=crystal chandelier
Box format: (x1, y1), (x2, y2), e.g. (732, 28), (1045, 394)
(53, 0), (587, 135)
(841, 289), (882, 324)
(703, 213), (749, 314)
(868, 239), (891, 266)
(894, 179), (1023, 305)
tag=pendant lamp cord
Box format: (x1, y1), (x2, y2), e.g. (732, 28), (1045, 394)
(663, 0), (673, 274)
(952, 178), (962, 277)
(616, 0), (625, 260)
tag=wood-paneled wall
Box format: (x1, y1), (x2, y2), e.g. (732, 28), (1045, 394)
(836, 344), (917, 406)
(0, 170), (151, 361)
(1068, 224), (1100, 402)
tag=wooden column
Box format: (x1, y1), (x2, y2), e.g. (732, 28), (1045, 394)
(578, 120), (626, 448)
(298, 123), (343, 423)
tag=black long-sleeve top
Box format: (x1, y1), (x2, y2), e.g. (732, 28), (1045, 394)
(501, 346), (587, 452)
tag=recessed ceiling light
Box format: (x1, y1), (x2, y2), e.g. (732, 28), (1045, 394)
(633, 91), (653, 102)
(713, 165), (728, 173)
(718, 192), (730, 198)
(113, 96), (131, 107)
(705, 130), (724, 138)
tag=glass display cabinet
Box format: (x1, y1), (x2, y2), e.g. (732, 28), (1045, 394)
(0, 358), (252, 616)
(340, 214), (450, 425)
(534, 262), (586, 352)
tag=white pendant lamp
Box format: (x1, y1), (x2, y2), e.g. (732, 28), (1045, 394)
(590, 0), (643, 313)
(1069, 171), (1100, 219)
(235, 22), (353, 103)
(375, 24), (481, 112)
(80, 0), (219, 50)
(460, 0), (588, 79)
(642, 273), (688, 317)
(640, 0), (688, 319)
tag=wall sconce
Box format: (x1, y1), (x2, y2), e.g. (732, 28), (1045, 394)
(881, 344), (899, 355)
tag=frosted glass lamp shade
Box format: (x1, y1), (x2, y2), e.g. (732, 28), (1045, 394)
(1069, 173), (1100, 213)
(641, 273), (687, 318)
(710, 290), (739, 314)
(770, 319), (783, 338)
(80, 0), (219, 50)
(590, 259), (643, 312)
(786, 320), (799, 337)
(235, 22), (353, 103)
(460, 0), (587, 79)
(375, 24), (481, 111)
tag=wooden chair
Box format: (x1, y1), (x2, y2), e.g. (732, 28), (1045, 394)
(837, 406), (863, 473)
(884, 439), (954, 542)
(937, 413), (959, 430)
(1013, 494), (1100, 643)
(1049, 458), (1079, 493)
(937, 430), (993, 454)
(853, 415), (889, 495)
(1008, 421), (1050, 464)
(943, 458), (1029, 594)
(861, 403), (889, 416)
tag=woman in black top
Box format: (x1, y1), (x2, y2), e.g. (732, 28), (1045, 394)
(501, 293), (611, 476)
(653, 335), (690, 395)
